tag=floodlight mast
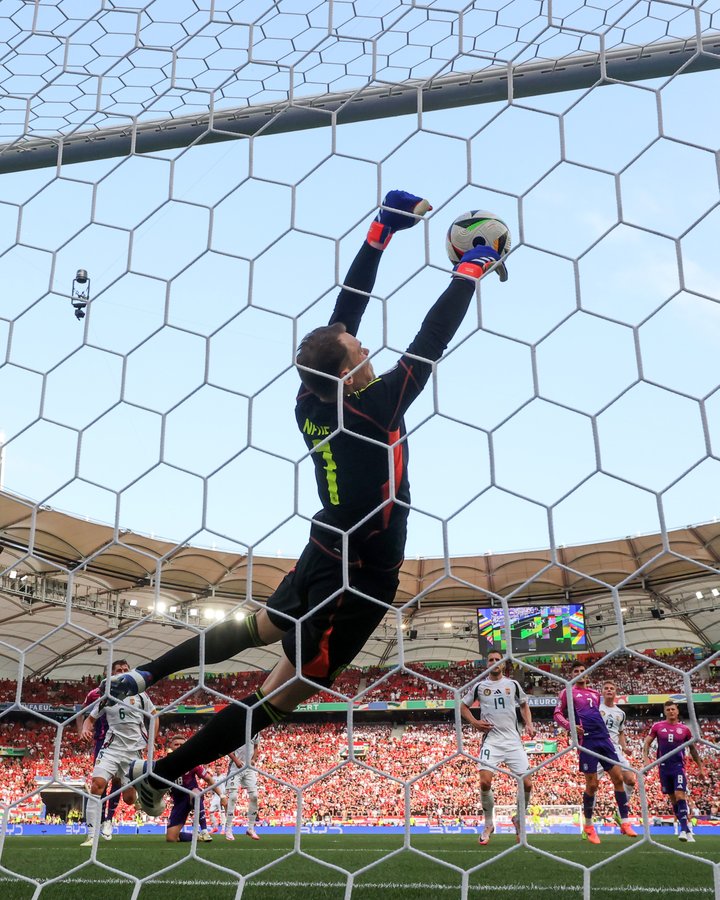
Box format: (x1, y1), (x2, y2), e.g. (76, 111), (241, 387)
(0, 35), (718, 174)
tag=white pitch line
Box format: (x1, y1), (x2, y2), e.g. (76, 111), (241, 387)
(8, 846), (710, 856)
(0, 877), (711, 893)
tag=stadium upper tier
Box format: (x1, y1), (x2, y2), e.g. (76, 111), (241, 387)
(1, 651), (718, 708)
(1, 489), (720, 678)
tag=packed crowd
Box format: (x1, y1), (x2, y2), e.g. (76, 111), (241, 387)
(0, 672), (268, 708)
(1, 646), (718, 825)
(254, 719), (720, 823)
(2, 711), (719, 824)
(1, 649), (716, 709)
(530, 650), (719, 696)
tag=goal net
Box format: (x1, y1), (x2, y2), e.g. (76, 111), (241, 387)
(0, 1), (719, 898)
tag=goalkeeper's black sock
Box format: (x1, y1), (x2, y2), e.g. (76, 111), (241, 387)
(140, 614), (265, 684)
(150, 689), (288, 786)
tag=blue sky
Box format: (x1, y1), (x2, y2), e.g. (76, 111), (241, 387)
(0, 4), (719, 560)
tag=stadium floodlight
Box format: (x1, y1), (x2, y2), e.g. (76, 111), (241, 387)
(70, 269), (90, 321)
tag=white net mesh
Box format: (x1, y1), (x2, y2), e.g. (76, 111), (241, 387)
(1, 1), (720, 898)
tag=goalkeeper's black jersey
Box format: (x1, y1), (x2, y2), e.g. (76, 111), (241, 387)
(295, 242), (475, 572)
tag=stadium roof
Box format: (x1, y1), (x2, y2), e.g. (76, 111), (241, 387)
(1, 490), (720, 680)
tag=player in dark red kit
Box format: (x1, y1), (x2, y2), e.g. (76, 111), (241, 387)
(103, 190), (506, 815)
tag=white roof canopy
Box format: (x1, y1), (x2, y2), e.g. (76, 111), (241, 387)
(1, 491), (719, 679)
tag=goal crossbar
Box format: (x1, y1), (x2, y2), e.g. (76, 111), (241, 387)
(0, 34), (718, 174)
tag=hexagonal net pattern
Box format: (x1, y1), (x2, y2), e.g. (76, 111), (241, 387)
(0, 0), (720, 898)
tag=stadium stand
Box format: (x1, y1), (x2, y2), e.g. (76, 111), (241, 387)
(2, 652), (719, 826)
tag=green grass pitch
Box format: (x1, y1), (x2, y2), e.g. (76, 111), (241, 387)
(1, 834), (717, 899)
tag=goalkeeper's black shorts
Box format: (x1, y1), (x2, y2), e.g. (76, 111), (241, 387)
(266, 540), (399, 688)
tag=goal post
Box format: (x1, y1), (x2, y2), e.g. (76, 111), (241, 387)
(0, 35), (718, 174)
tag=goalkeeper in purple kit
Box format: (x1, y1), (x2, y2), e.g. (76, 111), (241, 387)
(554, 662), (638, 843)
(102, 190), (506, 816)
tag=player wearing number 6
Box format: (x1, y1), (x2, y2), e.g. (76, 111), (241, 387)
(554, 663), (637, 844)
(460, 650), (535, 845)
(80, 659), (156, 846)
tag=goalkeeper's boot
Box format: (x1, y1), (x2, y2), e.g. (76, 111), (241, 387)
(511, 814), (521, 844)
(583, 824), (601, 844)
(199, 830), (213, 842)
(478, 824), (495, 846)
(128, 760), (167, 817)
(620, 822), (637, 837)
(105, 668), (153, 700)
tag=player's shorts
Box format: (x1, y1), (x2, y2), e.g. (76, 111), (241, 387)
(659, 767), (687, 795)
(92, 738), (104, 763)
(600, 745), (632, 777)
(578, 736), (620, 775)
(227, 769), (258, 795)
(208, 792), (224, 811)
(266, 540), (399, 688)
(92, 745), (142, 784)
(167, 794), (193, 828)
(478, 739), (529, 778)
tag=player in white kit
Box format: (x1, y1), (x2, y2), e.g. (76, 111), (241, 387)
(460, 650), (535, 845)
(206, 769), (226, 832)
(224, 736), (260, 841)
(600, 681), (636, 809)
(80, 660), (156, 847)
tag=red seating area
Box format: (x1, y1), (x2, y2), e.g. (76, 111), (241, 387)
(255, 719), (720, 822)
(2, 649), (715, 709)
(2, 712), (719, 824)
(531, 651), (719, 696)
(0, 672), (269, 708)
(2, 647), (718, 824)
